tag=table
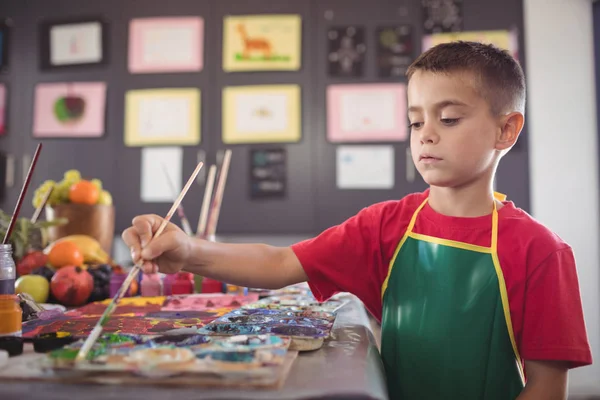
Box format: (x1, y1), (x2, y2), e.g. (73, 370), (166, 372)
(0, 295), (389, 400)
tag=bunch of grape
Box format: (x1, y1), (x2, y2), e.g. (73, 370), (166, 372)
(87, 264), (112, 302)
(32, 169), (111, 208)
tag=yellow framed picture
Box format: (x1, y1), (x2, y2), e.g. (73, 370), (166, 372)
(222, 85), (301, 144)
(223, 14), (301, 72)
(124, 88), (200, 146)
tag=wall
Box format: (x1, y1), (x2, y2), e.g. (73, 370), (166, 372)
(524, 0), (600, 395)
(0, 0), (529, 235)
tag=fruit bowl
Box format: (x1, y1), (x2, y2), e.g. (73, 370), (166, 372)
(45, 204), (115, 256)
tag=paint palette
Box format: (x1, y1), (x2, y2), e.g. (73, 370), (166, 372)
(243, 294), (348, 313)
(45, 332), (291, 379)
(199, 308), (337, 351)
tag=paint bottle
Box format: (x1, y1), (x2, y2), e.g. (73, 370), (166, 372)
(0, 244), (15, 295)
(141, 273), (163, 297)
(0, 294), (22, 337)
(109, 272), (132, 298)
(225, 284), (248, 296)
(169, 272), (194, 295)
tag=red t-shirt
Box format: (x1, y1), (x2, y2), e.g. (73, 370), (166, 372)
(291, 190), (593, 368)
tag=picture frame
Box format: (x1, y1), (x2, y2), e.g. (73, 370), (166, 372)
(0, 19), (10, 72)
(32, 82), (107, 138)
(129, 17), (204, 73)
(222, 14), (302, 72)
(222, 85), (301, 144)
(124, 88), (201, 147)
(327, 83), (408, 143)
(39, 16), (108, 70)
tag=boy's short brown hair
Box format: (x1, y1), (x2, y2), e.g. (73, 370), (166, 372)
(407, 41), (526, 115)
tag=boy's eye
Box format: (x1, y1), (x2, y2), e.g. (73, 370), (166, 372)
(409, 122), (423, 129)
(441, 118), (460, 126)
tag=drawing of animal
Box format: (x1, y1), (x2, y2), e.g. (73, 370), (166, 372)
(236, 23), (272, 59)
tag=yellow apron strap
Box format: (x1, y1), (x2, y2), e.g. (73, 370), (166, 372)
(493, 192), (507, 201)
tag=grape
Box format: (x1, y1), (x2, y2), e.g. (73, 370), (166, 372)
(63, 169), (81, 181)
(91, 179), (102, 191)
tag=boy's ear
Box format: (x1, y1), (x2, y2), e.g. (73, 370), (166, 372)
(496, 111), (524, 151)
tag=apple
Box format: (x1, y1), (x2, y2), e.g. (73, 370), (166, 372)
(53, 95), (86, 123)
(15, 275), (50, 303)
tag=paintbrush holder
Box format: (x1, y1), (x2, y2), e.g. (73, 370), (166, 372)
(44, 204), (115, 256)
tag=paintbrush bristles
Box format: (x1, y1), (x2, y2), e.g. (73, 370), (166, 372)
(197, 164), (217, 237)
(74, 161), (204, 364)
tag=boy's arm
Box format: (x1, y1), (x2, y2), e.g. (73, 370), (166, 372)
(517, 360), (568, 400)
(184, 240), (307, 290)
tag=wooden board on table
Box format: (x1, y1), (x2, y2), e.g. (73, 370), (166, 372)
(0, 345), (298, 389)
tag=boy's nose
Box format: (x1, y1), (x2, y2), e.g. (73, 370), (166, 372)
(419, 124), (439, 144)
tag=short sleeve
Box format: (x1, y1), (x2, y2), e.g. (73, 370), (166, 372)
(520, 247), (593, 368)
(291, 205), (386, 319)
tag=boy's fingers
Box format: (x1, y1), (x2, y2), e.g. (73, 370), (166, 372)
(132, 214), (164, 247)
(121, 227), (141, 262)
(140, 234), (172, 260)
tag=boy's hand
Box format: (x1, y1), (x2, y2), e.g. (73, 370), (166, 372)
(122, 214), (193, 274)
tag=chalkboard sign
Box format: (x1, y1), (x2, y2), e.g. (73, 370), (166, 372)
(249, 148), (287, 199)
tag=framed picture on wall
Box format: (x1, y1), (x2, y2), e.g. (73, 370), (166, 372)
(124, 88), (201, 147)
(222, 85), (301, 144)
(128, 17), (204, 73)
(0, 19), (10, 72)
(39, 16), (108, 70)
(327, 83), (408, 143)
(32, 82), (107, 138)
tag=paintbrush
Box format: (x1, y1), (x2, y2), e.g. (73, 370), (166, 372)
(205, 149), (232, 237)
(160, 162), (193, 236)
(30, 183), (54, 224)
(196, 164), (217, 237)
(3, 143), (43, 244)
(74, 161), (204, 364)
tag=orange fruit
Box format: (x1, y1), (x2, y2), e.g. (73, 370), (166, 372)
(69, 180), (99, 205)
(48, 241), (84, 269)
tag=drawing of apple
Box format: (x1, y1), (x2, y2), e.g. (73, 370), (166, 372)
(53, 94), (86, 124)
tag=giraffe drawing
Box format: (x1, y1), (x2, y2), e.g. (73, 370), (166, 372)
(236, 23), (272, 59)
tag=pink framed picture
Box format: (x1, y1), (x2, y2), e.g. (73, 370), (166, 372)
(128, 17), (204, 73)
(327, 83), (408, 143)
(33, 82), (106, 138)
(0, 84), (5, 135)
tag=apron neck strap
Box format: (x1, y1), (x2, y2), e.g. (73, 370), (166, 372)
(411, 193), (502, 252)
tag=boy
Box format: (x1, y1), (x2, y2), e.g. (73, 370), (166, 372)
(122, 41), (592, 399)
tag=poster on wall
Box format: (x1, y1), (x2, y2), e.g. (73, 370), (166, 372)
(140, 146), (182, 203)
(327, 25), (366, 78)
(40, 17), (108, 70)
(124, 88), (201, 147)
(376, 25), (413, 78)
(0, 20), (10, 72)
(336, 145), (395, 189)
(327, 83), (407, 143)
(222, 14), (301, 72)
(129, 17), (204, 73)
(32, 82), (106, 138)
(422, 29), (519, 61)
(0, 84), (5, 135)
(422, 0), (463, 34)
(249, 147), (286, 199)
(222, 85), (301, 144)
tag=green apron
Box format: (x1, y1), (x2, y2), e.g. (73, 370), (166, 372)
(380, 194), (525, 399)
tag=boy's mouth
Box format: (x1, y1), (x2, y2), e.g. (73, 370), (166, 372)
(419, 154), (442, 163)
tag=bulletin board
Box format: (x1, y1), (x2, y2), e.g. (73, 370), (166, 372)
(0, 0), (529, 236)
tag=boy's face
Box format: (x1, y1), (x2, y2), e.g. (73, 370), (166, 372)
(407, 70), (503, 189)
